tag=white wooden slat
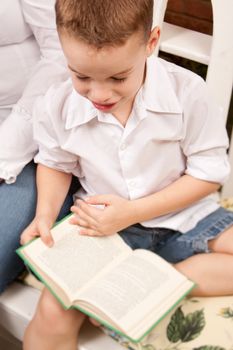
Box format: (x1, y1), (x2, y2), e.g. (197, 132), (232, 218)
(152, 0), (168, 55)
(205, 0), (233, 124)
(160, 22), (212, 65)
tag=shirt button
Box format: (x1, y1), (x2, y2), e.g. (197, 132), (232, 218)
(120, 143), (126, 151)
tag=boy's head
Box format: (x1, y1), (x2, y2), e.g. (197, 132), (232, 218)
(55, 0), (159, 123)
(55, 0), (154, 47)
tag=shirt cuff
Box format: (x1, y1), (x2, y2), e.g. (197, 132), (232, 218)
(0, 169), (17, 184)
(185, 154), (230, 184)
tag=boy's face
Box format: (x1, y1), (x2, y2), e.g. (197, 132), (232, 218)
(60, 29), (159, 124)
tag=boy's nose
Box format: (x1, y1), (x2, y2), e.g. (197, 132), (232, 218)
(88, 84), (112, 103)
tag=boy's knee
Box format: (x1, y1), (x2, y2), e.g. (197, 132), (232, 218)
(35, 288), (82, 335)
(208, 225), (233, 254)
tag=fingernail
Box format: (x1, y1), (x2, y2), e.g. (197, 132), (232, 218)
(43, 236), (53, 247)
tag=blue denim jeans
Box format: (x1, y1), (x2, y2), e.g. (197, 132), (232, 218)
(119, 207), (233, 263)
(0, 162), (78, 293)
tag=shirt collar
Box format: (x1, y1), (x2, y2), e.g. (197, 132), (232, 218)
(65, 88), (98, 130)
(142, 56), (182, 114)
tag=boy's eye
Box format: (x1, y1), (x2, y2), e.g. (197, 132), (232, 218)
(75, 75), (126, 83)
(112, 77), (126, 83)
(76, 75), (89, 81)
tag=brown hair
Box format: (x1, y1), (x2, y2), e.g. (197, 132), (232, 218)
(55, 0), (153, 47)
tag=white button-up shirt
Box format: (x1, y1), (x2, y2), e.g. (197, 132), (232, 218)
(0, 0), (68, 183)
(34, 56), (230, 233)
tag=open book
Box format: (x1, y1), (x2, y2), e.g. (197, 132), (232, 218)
(17, 215), (194, 343)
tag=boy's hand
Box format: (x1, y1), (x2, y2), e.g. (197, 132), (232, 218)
(20, 216), (54, 247)
(70, 194), (136, 236)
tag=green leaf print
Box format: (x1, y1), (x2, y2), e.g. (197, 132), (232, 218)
(167, 307), (185, 342)
(179, 310), (205, 342)
(142, 345), (156, 350)
(167, 307), (205, 343)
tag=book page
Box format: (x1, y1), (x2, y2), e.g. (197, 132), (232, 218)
(22, 217), (131, 299)
(78, 249), (192, 333)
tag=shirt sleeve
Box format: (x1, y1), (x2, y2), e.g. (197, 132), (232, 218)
(181, 78), (230, 185)
(33, 86), (82, 177)
(0, 0), (68, 183)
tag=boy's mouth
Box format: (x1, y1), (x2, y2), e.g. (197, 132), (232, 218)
(92, 101), (116, 111)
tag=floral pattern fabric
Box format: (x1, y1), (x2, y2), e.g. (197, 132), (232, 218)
(104, 296), (233, 350)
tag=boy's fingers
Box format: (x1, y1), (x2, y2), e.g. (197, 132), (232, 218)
(20, 232), (35, 245)
(41, 233), (54, 247)
(85, 195), (110, 206)
(70, 206), (98, 226)
(38, 222), (54, 247)
(69, 216), (89, 228)
(79, 227), (102, 236)
(72, 201), (93, 215)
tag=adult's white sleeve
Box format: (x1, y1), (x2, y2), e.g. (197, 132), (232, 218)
(0, 0), (68, 183)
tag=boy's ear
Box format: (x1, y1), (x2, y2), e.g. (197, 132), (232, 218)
(146, 26), (160, 56)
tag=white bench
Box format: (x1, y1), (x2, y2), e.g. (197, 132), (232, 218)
(0, 282), (124, 350)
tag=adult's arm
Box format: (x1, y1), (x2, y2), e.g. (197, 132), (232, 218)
(0, 0), (68, 184)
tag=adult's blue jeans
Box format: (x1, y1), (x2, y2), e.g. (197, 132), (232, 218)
(0, 162), (77, 293)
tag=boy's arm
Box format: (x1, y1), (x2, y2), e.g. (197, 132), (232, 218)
(36, 164), (72, 222)
(70, 174), (219, 236)
(132, 174), (220, 222)
(21, 164), (72, 246)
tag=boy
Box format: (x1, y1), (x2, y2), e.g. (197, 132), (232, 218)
(21, 0), (233, 349)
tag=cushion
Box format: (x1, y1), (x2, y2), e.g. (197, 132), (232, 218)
(104, 295), (233, 349)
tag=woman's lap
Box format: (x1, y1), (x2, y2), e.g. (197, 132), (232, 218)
(0, 162), (76, 293)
